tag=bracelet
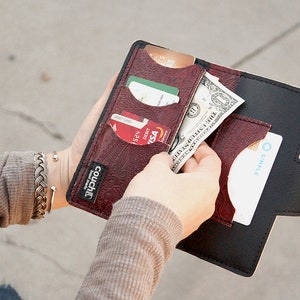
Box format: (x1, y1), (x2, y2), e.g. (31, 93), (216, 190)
(48, 185), (56, 213)
(53, 150), (59, 162)
(32, 152), (48, 219)
(48, 151), (58, 213)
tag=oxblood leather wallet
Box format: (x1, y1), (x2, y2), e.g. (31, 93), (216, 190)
(67, 40), (300, 276)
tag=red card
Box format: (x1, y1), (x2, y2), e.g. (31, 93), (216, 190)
(109, 111), (170, 145)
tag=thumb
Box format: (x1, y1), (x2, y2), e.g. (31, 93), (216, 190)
(146, 152), (173, 171)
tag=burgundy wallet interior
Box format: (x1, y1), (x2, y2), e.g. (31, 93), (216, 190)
(67, 47), (206, 219)
(67, 42), (272, 226)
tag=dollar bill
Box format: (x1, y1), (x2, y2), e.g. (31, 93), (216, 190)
(170, 72), (245, 173)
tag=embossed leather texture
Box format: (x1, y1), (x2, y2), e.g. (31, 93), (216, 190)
(208, 114), (271, 227)
(67, 41), (300, 276)
(67, 41), (205, 218)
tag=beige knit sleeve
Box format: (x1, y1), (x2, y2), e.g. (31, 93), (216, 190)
(77, 196), (183, 300)
(0, 151), (35, 227)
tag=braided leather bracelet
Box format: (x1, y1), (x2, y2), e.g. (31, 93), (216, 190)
(32, 152), (48, 219)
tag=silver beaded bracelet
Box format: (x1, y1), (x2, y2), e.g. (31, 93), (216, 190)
(32, 152), (48, 219)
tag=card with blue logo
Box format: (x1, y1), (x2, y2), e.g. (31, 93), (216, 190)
(228, 132), (283, 226)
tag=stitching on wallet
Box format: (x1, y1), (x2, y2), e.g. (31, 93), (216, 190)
(193, 216), (275, 276)
(211, 114), (271, 150)
(241, 73), (300, 95)
(231, 114), (271, 128)
(275, 209), (300, 215)
(252, 217), (275, 269)
(182, 246), (249, 275)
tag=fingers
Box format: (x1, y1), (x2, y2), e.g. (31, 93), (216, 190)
(80, 74), (118, 135)
(196, 143), (221, 177)
(123, 152), (173, 199)
(145, 152), (173, 172)
(102, 73), (118, 100)
(146, 143), (221, 178)
(181, 142), (221, 177)
(181, 156), (198, 172)
(93, 73), (118, 113)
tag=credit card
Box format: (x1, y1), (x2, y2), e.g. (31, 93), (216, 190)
(227, 132), (283, 226)
(126, 75), (179, 95)
(145, 44), (195, 68)
(109, 111), (171, 145)
(127, 80), (180, 107)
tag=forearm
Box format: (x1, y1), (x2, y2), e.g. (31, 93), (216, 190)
(0, 151), (35, 227)
(0, 150), (69, 227)
(77, 197), (183, 300)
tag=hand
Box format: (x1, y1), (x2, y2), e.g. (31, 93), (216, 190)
(46, 75), (117, 210)
(123, 142), (221, 239)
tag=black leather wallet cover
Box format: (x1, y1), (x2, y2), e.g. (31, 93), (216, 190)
(67, 40), (300, 276)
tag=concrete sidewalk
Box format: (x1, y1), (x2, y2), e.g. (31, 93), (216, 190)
(0, 1), (299, 299)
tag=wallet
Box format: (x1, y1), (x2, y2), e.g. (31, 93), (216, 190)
(67, 40), (300, 276)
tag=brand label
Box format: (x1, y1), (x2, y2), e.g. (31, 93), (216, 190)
(79, 162), (107, 203)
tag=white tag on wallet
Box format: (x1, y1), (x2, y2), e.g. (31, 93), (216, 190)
(228, 132), (283, 226)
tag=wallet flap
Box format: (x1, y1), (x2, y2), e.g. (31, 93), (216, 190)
(178, 58), (300, 276)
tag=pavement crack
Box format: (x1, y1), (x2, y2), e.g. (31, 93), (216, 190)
(1, 237), (83, 279)
(231, 21), (300, 68)
(0, 104), (66, 141)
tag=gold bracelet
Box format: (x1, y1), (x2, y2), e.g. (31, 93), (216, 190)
(48, 151), (58, 213)
(48, 186), (56, 213)
(32, 152), (48, 219)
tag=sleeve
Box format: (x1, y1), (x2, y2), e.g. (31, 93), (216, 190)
(77, 196), (183, 300)
(0, 151), (35, 227)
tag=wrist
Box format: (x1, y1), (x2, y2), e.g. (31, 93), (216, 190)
(46, 149), (70, 210)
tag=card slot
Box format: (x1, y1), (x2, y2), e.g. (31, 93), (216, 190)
(125, 76), (180, 107)
(100, 48), (205, 146)
(70, 123), (170, 218)
(98, 121), (170, 151)
(112, 86), (180, 119)
(119, 47), (205, 109)
(227, 132), (282, 226)
(206, 114), (272, 227)
(106, 86), (189, 145)
(122, 84), (179, 108)
(122, 49), (205, 95)
(121, 48), (203, 87)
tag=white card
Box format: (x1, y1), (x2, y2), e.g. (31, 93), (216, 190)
(228, 132), (283, 226)
(128, 81), (179, 106)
